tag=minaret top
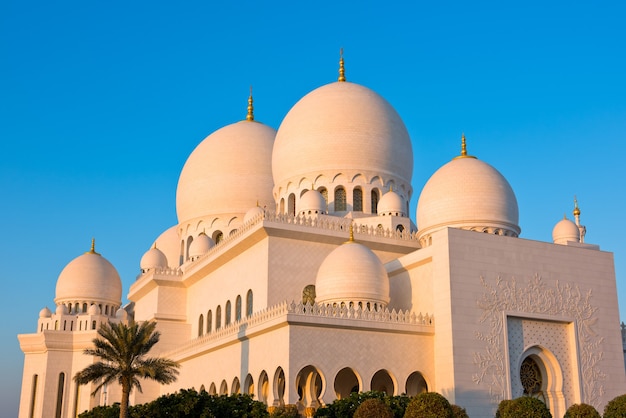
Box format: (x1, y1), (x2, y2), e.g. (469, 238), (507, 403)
(338, 48), (346, 82)
(453, 133), (477, 160)
(246, 86), (254, 121)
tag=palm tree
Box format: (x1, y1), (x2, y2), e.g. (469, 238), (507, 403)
(74, 319), (180, 418)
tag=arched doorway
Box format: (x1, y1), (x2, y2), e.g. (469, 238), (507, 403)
(371, 369), (395, 395)
(244, 374), (254, 395)
(296, 365), (324, 409)
(405, 372), (428, 396)
(516, 346), (565, 418)
(273, 367), (286, 406)
(334, 367), (360, 399)
(258, 370), (269, 404)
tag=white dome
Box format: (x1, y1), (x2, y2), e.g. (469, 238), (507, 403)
(417, 156), (520, 243)
(176, 120), (276, 225)
(299, 189), (327, 215)
(55, 304), (68, 316)
(243, 206), (265, 224)
(140, 246), (168, 271)
(552, 217), (580, 245)
(272, 81), (413, 206)
(55, 246), (122, 307)
(39, 307), (52, 318)
(153, 225), (179, 268)
(377, 189), (405, 216)
(315, 238), (389, 307)
(87, 304), (100, 315)
(189, 233), (214, 259)
(116, 307), (128, 320)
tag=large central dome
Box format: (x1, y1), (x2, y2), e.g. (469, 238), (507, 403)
(272, 81), (413, 214)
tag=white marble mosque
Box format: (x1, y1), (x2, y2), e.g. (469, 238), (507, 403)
(18, 56), (626, 418)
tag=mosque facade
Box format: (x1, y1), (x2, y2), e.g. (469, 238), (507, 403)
(18, 58), (626, 418)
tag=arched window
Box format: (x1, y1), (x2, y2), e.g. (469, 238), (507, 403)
(29, 374), (38, 418)
(371, 189), (379, 214)
(198, 314), (204, 337)
(186, 236), (193, 260)
(55, 373), (65, 418)
(207, 310), (212, 333)
(521, 357), (543, 398)
(82, 303), (87, 313)
(288, 193), (296, 216)
(91, 321), (96, 330)
(318, 188), (328, 206)
(235, 295), (242, 321)
(213, 230), (223, 244)
(280, 198), (285, 214)
(216, 306), (222, 330)
(225, 300), (232, 325)
(334, 187), (346, 211)
(179, 239), (185, 266)
(246, 290), (253, 317)
(353, 188), (363, 212)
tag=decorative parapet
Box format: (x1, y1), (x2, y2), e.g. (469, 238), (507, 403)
(164, 300), (433, 360)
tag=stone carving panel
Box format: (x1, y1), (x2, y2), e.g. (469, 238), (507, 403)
(472, 275), (605, 408)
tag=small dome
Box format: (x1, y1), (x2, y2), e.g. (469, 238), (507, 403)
(153, 225), (178, 268)
(377, 189), (405, 216)
(39, 307), (52, 318)
(116, 307), (128, 320)
(417, 154), (520, 242)
(140, 245), (168, 271)
(299, 189), (327, 215)
(87, 304), (100, 315)
(189, 233), (214, 259)
(552, 217), (580, 245)
(55, 243), (122, 307)
(55, 304), (68, 316)
(176, 120), (276, 225)
(243, 206), (265, 224)
(315, 238), (389, 307)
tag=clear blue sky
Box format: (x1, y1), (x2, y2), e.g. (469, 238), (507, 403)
(2, 1), (625, 415)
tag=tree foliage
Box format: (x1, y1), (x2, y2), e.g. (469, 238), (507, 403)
(403, 392), (453, 418)
(563, 403), (600, 418)
(74, 320), (180, 418)
(353, 398), (394, 418)
(314, 391), (409, 418)
(79, 390), (268, 418)
(495, 397), (551, 418)
(451, 403), (469, 418)
(603, 394), (626, 418)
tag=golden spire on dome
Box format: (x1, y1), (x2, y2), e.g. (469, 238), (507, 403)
(453, 133), (477, 160)
(573, 196), (581, 216)
(87, 238), (101, 255)
(246, 86), (254, 121)
(338, 48), (346, 82)
(347, 222), (355, 242)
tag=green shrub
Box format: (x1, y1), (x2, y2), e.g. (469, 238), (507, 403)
(451, 403), (469, 418)
(269, 404), (299, 418)
(403, 392), (453, 418)
(563, 403), (600, 418)
(495, 397), (551, 418)
(79, 404), (120, 418)
(314, 391), (409, 418)
(353, 398), (394, 418)
(603, 394), (626, 418)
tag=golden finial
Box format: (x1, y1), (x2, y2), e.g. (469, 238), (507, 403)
(152, 242), (157, 249)
(348, 222), (354, 242)
(390, 185), (393, 192)
(87, 238), (100, 255)
(246, 86), (254, 121)
(573, 196), (581, 216)
(256, 199), (259, 207)
(453, 133), (477, 159)
(338, 48), (346, 82)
